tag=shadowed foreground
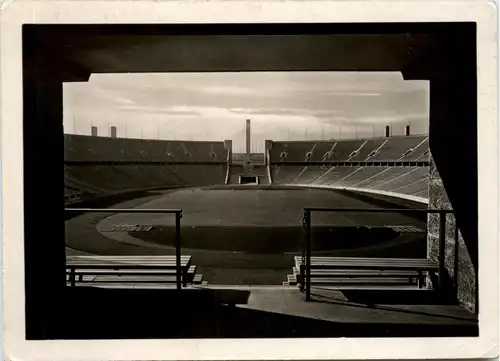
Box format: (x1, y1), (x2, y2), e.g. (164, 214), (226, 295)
(37, 287), (477, 339)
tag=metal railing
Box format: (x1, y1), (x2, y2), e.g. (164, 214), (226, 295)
(300, 207), (461, 302)
(65, 208), (183, 289)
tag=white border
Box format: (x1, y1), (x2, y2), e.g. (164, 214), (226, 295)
(1, 1), (498, 360)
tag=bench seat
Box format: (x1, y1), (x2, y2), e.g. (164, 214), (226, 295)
(292, 267), (418, 277)
(287, 274), (417, 286)
(294, 256), (438, 271)
(292, 256), (438, 292)
(66, 265), (198, 282)
(66, 255), (195, 287)
(67, 273), (204, 285)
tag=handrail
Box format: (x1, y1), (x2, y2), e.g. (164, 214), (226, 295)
(303, 207), (453, 213)
(64, 160), (227, 166)
(65, 208), (182, 213)
(65, 207), (183, 290)
(301, 207), (456, 302)
(270, 161), (430, 166)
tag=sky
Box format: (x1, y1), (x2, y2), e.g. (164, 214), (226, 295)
(63, 72), (429, 153)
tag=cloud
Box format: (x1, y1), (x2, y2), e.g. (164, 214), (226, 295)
(116, 105), (202, 116)
(64, 72), (429, 143)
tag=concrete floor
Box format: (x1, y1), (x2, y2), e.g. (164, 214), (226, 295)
(71, 283), (476, 327)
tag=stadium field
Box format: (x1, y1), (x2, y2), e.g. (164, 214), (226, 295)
(65, 185), (427, 285)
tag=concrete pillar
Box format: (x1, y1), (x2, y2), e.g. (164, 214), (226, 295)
(402, 27), (478, 312)
(91, 126), (98, 136)
(427, 78), (477, 311)
(110, 126), (117, 138)
(23, 62), (67, 338)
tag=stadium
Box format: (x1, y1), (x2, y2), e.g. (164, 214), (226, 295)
(62, 120), (477, 337)
(18, 23), (481, 340)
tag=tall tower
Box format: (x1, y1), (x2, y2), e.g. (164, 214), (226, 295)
(246, 119), (251, 158)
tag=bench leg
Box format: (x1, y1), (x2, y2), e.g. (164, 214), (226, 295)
(299, 265), (305, 292)
(70, 268), (76, 287)
(417, 271), (425, 288)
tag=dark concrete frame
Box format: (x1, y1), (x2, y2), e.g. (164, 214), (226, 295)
(22, 22), (477, 339)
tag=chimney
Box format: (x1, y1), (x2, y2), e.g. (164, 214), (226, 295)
(405, 125), (410, 136)
(91, 126), (98, 137)
(385, 125), (390, 138)
(110, 126), (117, 138)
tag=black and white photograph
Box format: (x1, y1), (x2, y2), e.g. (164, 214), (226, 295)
(1, 0), (498, 360)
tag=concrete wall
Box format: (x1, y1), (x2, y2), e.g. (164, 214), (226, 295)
(403, 27), (478, 312)
(427, 155), (476, 311)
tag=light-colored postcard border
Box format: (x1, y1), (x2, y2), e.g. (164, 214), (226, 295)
(1, 0), (498, 360)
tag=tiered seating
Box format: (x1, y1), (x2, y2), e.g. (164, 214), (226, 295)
(310, 167), (358, 185)
(330, 166), (388, 187)
(269, 136), (430, 198)
(291, 166), (327, 184)
(367, 136), (427, 161)
(348, 167), (409, 189)
(410, 188), (429, 198)
(308, 142), (336, 161)
(66, 255), (205, 287)
(348, 139), (387, 161)
(372, 167), (428, 192)
(64, 134), (228, 163)
(65, 164), (227, 194)
(324, 140), (364, 161)
(270, 166), (304, 184)
(270, 142), (318, 162)
(400, 138), (430, 161)
(286, 256), (438, 290)
(64, 135), (228, 198)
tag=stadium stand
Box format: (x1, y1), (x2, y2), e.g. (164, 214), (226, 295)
(65, 135), (227, 163)
(267, 135), (429, 199)
(270, 165), (304, 184)
(366, 135), (427, 161)
(65, 134), (430, 202)
(64, 135), (228, 201)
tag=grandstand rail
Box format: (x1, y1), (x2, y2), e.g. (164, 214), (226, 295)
(271, 161), (429, 167)
(65, 208), (184, 289)
(300, 208), (462, 302)
(64, 160), (228, 166)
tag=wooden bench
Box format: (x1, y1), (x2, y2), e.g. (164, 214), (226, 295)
(294, 256), (439, 292)
(66, 255), (193, 287)
(288, 267), (419, 287)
